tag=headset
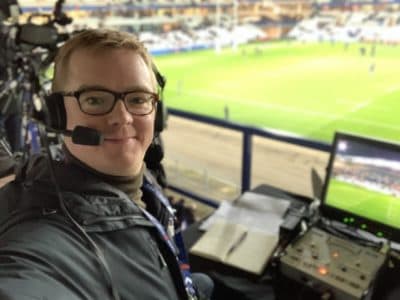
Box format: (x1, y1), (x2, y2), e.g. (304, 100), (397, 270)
(44, 60), (168, 185)
(43, 63), (167, 138)
(152, 63), (167, 134)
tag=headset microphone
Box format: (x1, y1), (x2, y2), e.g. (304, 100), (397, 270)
(63, 126), (103, 146)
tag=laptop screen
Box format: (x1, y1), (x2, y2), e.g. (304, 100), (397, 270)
(321, 132), (400, 242)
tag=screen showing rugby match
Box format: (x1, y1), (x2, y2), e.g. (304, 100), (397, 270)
(323, 134), (400, 233)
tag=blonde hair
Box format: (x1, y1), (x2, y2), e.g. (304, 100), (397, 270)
(52, 29), (157, 92)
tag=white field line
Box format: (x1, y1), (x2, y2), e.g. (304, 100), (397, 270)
(171, 88), (400, 131)
(347, 85), (400, 120)
(349, 99), (373, 113)
(348, 86), (400, 114)
(385, 86), (400, 94)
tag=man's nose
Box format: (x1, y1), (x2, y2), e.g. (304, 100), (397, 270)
(108, 99), (133, 124)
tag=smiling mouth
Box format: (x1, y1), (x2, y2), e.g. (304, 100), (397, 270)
(104, 137), (134, 144)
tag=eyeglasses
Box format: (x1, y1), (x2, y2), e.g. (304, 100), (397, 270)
(59, 88), (159, 116)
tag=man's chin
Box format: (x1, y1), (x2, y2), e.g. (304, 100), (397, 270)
(69, 142), (144, 176)
(102, 155), (142, 176)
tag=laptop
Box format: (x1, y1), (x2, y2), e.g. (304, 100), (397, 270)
(279, 132), (398, 300)
(320, 132), (400, 243)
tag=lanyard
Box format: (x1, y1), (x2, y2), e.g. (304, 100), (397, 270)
(142, 181), (175, 216)
(140, 207), (197, 300)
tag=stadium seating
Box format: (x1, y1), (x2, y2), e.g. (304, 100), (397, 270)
(288, 10), (400, 44)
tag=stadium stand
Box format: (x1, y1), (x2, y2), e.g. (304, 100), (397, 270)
(288, 9), (400, 44)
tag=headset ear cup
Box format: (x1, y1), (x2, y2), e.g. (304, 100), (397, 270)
(154, 101), (167, 133)
(152, 62), (167, 134)
(44, 93), (66, 131)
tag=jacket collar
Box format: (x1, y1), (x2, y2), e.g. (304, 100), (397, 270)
(17, 154), (144, 226)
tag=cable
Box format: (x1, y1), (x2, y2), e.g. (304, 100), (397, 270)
(38, 123), (121, 300)
(0, 137), (12, 157)
(319, 218), (383, 249)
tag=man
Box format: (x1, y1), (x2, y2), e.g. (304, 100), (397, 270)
(0, 29), (212, 300)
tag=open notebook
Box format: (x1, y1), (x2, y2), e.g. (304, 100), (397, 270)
(190, 220), (279, 275)
(191, 191), (289, 274)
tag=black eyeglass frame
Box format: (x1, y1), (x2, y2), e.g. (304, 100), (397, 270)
(57, 88), (159, 116)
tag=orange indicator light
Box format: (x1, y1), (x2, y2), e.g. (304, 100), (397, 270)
(318, 266), (329, 276)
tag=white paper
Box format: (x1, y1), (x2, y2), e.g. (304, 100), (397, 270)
(235, 191), (291, 217)
(199, 200), (285, 235)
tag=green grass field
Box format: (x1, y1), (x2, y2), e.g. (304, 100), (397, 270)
(326, 178), (400, 229)
(154, 41), (400, 143)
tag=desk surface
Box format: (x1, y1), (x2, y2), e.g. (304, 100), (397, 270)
(182, 184), (400, 300)
(182, 184), (305, 300)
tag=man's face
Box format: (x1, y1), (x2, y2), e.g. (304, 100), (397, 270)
(63, 48), (156, 176)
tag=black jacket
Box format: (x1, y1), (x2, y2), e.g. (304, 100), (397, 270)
(0, 155), (190, 300)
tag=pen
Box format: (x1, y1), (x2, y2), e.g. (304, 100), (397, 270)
(226, 231), (248, 257)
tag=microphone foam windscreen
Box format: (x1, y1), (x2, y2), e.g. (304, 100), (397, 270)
(71, 126), (103, 146)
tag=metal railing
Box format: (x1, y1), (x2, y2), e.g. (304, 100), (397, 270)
(166, 108), (331, 207)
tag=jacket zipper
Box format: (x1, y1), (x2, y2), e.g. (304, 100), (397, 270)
(148, 237), (167, 269)
(157, 247), (167, 269)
